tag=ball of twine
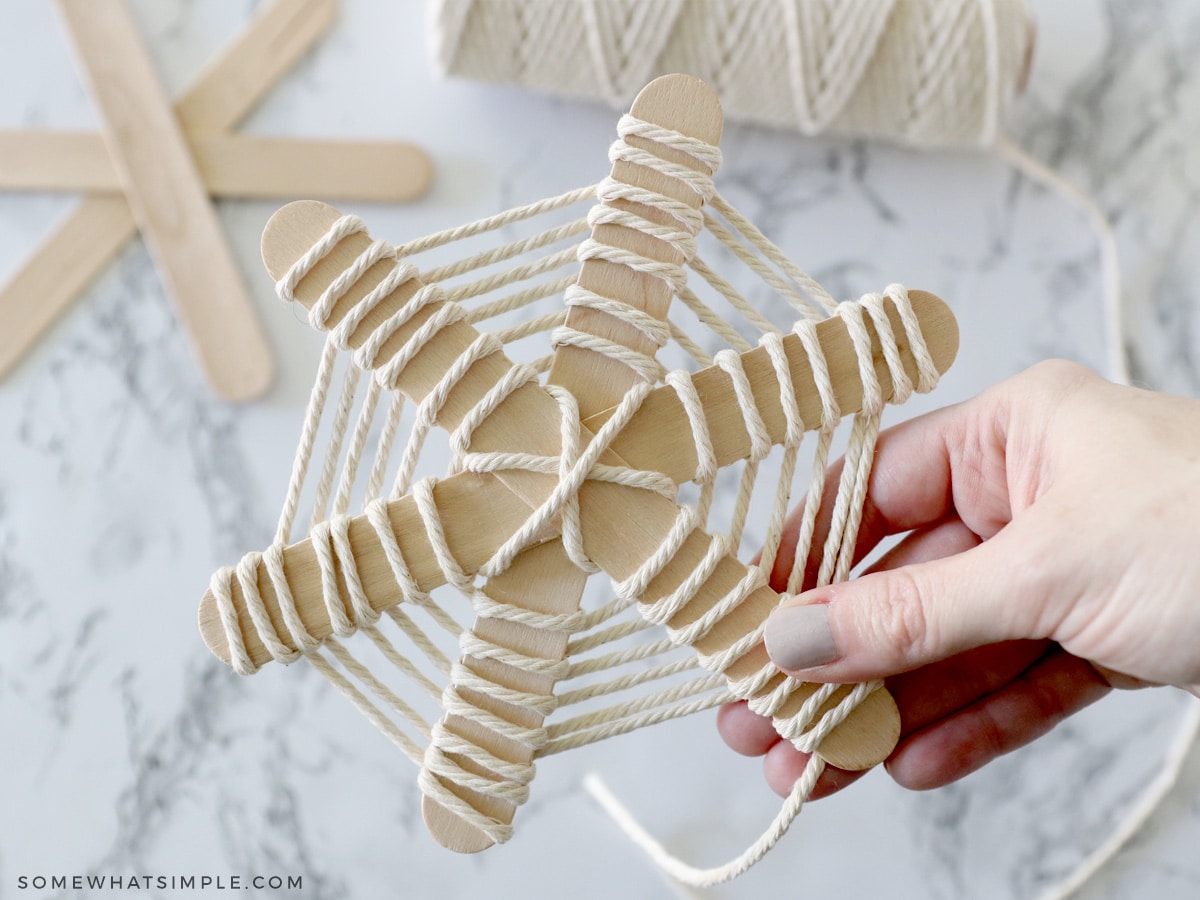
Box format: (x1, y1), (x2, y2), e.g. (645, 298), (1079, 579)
(429, 0), (1034, 148)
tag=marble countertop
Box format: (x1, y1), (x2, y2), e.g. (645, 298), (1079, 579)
(3, 1), (1200, 898)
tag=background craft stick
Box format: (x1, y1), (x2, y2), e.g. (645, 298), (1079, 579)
(0, 196), (136, 382)
(0, 132), (432, 201)
(0, 0), (334, 382)
(55, 0), (273, 402)
(174, 0), (335, 126)
(423, 73), (725, 852)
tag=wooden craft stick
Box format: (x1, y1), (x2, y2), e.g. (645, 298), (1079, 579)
(174, 0), (336, 129)
(55, 0), (273, 402)
(590, 289), (957, 483)
(256, 200), (566, 514)
(187, 135), (430, 202)
(425, 74), (724, 852)
(420, 538), (588, 852)
(0, 131), (432, 202)
(202, 471), (533, 672)
(0, 0), (331, 382)
(0, 132), (118, 193)
(0, 196), (135, 381)
(548, 73), (724, 418)
(576, 481), (900, 770)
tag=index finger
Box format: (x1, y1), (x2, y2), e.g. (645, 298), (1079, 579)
(767, 395), (1011, 593)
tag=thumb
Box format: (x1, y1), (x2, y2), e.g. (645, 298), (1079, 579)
(764, 532), (1046, 683)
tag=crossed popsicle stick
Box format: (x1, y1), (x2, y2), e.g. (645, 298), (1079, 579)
(0, 0), (431, 401)
(198, 75), (958, 849)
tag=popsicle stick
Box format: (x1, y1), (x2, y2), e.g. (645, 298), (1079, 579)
(0, 0), (331, 383)
(576, 479), (902, 769)
(174, 0), (336, 129)
(0, 196), (134, 380)
(420, 539), (589, 853)
(548, 73), (724, 418)
(590, 289), (958, 483)
(0, 132), (118, 193)
(0, 131), (432, 201)
(197, 470), (534, 673)
(55, 0), (273, 402)
(190, 135), (431, 201)
(424, 73), (724, 853)
(258, 199), (565, 513)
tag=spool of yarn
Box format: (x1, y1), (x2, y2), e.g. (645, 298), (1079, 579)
(429, 0), (1034, 148)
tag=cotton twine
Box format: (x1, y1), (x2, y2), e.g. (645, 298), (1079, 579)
(430, 0), (1033, 148)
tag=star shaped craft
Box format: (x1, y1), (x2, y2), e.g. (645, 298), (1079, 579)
(198, 74), (958, 857)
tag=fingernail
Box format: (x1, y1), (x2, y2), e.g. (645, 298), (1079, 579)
(764, 600), (837, 671)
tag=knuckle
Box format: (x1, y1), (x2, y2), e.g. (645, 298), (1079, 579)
(1024, 676), (1070, 726)
(864, 568), (935, 664)
(1020, 359), (1098, 399)
(974, 704), (1008, 762)
(1025, 358), (1091, 386)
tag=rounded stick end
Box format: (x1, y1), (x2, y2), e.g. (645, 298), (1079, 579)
(629, 73), (724, 149)
(422, 795), (498, 854)
(814, 687), (901, 771)
(197, 588), (236, 668)
(260, 199), (346, 283)
(905, 289), (960, 380)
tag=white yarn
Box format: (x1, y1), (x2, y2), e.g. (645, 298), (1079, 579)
(583, 752), (827, 885)
(1035, 696), (1200, 900)
(997, 135), (1130, 385)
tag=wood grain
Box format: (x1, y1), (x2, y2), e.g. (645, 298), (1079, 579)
(0, 131), (432, 202)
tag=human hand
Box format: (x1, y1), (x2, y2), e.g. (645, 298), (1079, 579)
(718, 360), (1200, 797)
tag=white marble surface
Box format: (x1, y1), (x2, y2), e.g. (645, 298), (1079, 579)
(2, 1), (1200, 898)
